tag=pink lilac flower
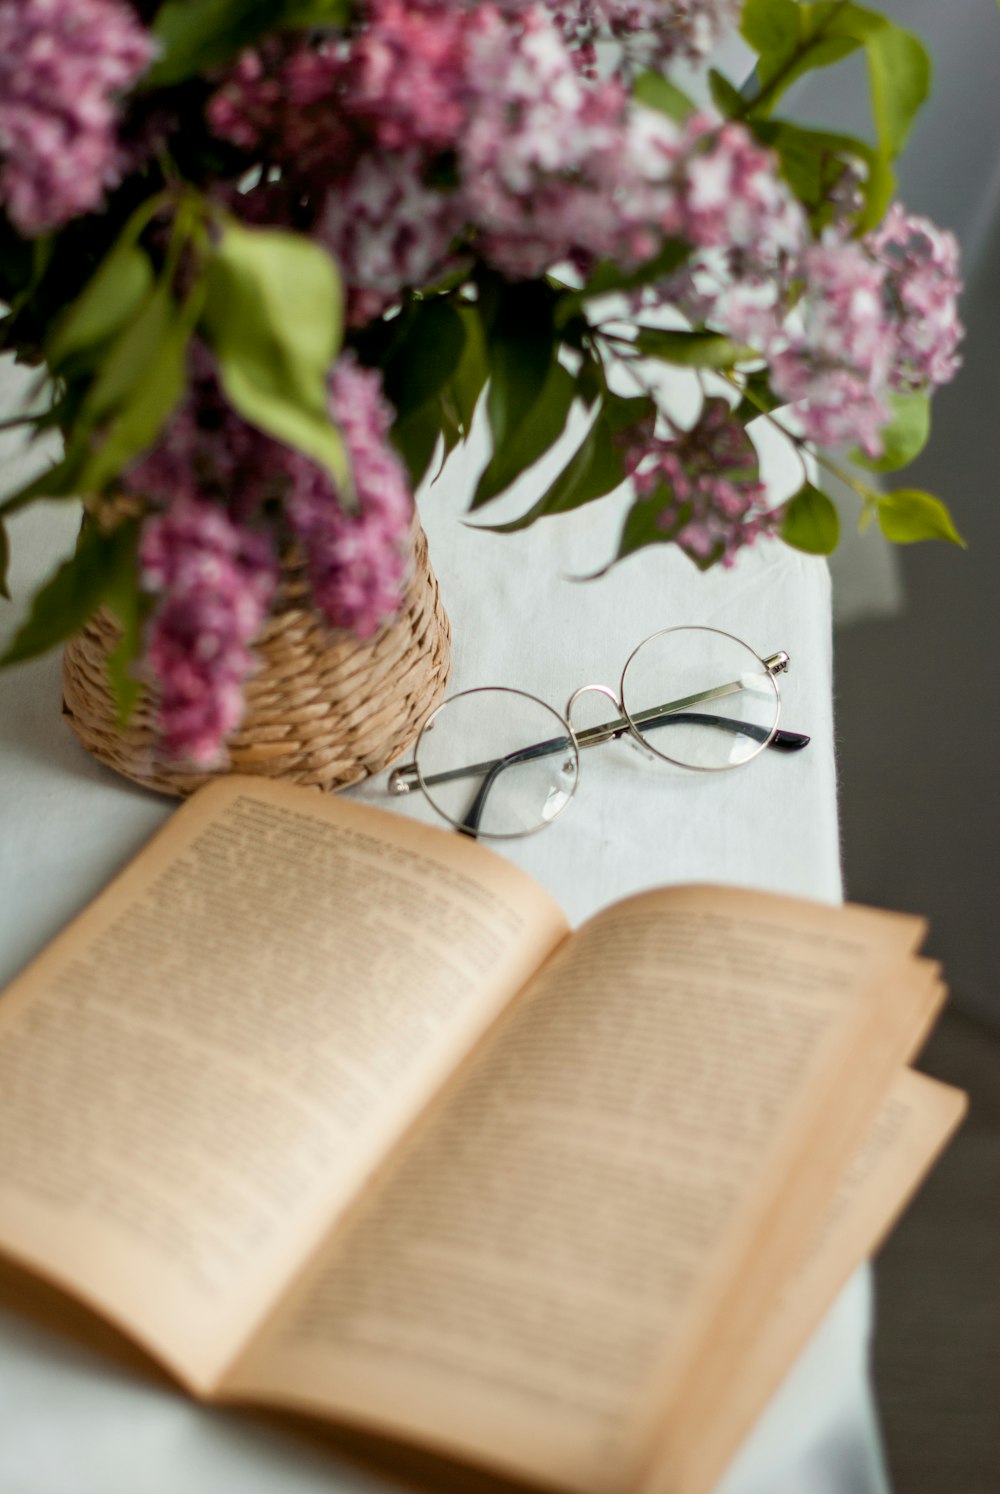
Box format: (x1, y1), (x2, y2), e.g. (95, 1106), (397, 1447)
(207, 37), (355, 184)
(625, 111), (806, 350)
(209, 8), (793, 298)
(127, 343), (293, 521)
(459, 5), (634, 276)
(320, 150), (464, 325)
(140, 499), (278, 765)
(287, 354), (413, 636)
(676, 115), (806, 258)
(617, 103), (685, 244)
(602, 0), (741, 62)
(344, 0), (471, 152)
(131, 345), (413, 754)
(494, 0), (740, 66)
(0, 0), (154, 235)
(628, 398), (774, 566)
(768, 238), (893, 455)
(866, 202), (963, 391)
(618, 109), (806, 296)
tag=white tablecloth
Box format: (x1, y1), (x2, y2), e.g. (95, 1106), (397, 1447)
(0, 394), (888, 1493)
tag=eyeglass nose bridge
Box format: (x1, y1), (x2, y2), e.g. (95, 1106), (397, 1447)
(565, 683), (629, 746)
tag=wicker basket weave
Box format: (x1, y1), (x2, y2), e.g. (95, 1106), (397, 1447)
(61, 523), (451, 797)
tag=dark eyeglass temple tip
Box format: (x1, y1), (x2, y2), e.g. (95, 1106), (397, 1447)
(769, 729), (811, 751)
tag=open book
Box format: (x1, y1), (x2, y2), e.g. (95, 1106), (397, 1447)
(0, 777), (964, 1494)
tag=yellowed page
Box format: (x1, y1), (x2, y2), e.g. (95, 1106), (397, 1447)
(632, 960), (948, 1488)
(0, 777), (568, 1393)
(226, 885), (926, 1494)
(644, 1069), (967, 1494)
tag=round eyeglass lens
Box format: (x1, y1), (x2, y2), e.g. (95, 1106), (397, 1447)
(620, 626), (779, 770)
(415, 687), (579, 839)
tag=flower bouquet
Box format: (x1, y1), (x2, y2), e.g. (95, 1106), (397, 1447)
(0, 0), (964, 774)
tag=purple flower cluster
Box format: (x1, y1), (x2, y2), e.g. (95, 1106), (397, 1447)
(208, 4), (795, 317)
(674, 116), (806, 257)
(286, 355), (413, 637)
(630, 399), (774, 567)
(768, 238), (894, 454)
(319, 149), (465, 327)
(866, 202), (963, 391)
(0, 0), (965, 754)
(345, 0), (470, 152)
(208, 38), (356, 187)
(0, 0), (153, 236)
(503, 0), (740, 66)
(203, 0), (967, 476)
(140, 500), (277, 767)
(128, 343), (293, 520)
(459, 7), (634, 277)
(130, 346), (412, 758)
(664, 198), (962, 456)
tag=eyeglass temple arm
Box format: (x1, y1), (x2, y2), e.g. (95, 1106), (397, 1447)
(388, 653), (807, 823)
(458, 735), (574, 836)
(460, 709), (811, 835)
(389, 709), (809, 799)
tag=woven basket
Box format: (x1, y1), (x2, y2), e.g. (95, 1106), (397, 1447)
(62, 523), (451, 797)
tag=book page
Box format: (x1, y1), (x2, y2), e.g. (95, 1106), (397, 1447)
(226, 885), (926, 1494)
(641, 1069), (967, 1494)
(630, 959), (948, 1490)
(0, 778), (567, 1392)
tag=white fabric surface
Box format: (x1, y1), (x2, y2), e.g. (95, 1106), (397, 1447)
(0, 388), (887, 1493)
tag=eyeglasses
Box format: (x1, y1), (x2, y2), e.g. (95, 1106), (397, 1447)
(388, 625), (810, 840)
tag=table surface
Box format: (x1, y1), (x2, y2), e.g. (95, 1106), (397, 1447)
(0, 385), (889, 1494)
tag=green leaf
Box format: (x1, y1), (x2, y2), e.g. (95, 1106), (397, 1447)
(149, 0), (270, 84)
(446, 302), (488, 433)
(740, 0), (800, 57)
(104, 555), (149, 726)
(148, 0), (350, 87)
(0, 439), (91, 515)
(610, 494), (735, 577)
(475, 417), (618, 532)
(576, 349), (605, 409)
(780, 481), (840, 555)
(472, 361), (576, 507)
(611, 486), (680, 569)
(278, 0), (351, 21)
(380, 302), (482, 489)
(750, 118), (879, 227)
(47, 245), (154, 370)
(81, 282), (174, 425)
(634, 328), (755, 369)
(741, 0), (863, 110)
(877, 489), (965, 546)
(379, 298), (466, 423)
(853, 391), (930, 473)
(435, 397), (464, 466)
(603, 391), (658, 436)
(733, 369), (784, 424)
(202, 219), (347, 489)
(741, 2), (930, 230)
(81, 313), (191, 494)
(391, 402), (442, 490)
(0, 518), (140, 667)
(485, 281), (558, 467)
(708, 69), (744, 119)
(632, 70), (695, 122)
(0, 518), (9, 601)
(474, 393), (652, 533)
(856, 13), (930, 161)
